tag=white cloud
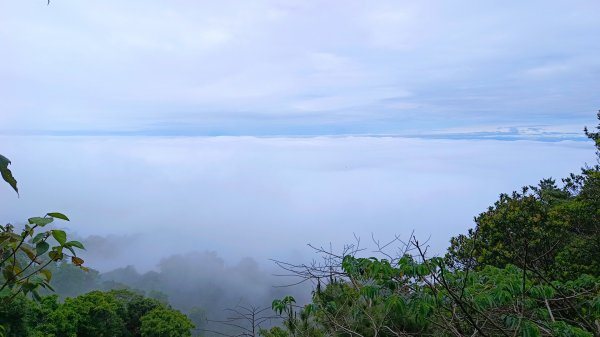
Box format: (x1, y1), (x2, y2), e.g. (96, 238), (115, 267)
(1, 1), (599, 134)
(0, 136), (594, 270)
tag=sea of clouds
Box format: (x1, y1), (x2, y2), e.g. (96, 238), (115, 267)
(0, 136), (594, 271)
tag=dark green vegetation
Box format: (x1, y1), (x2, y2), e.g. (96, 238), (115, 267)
(27, 254), (291, 335)
(2, 112), (600, 337)
(0, 155), (18, 195)
(0, 289), (193, 337)
(0, 211), (85, 301)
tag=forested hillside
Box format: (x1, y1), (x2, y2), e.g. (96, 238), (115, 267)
(1, 113), (600, 337)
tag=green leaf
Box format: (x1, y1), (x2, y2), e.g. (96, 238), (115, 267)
(326, 301), (337, 312)
(39, 269), (52, 282)
(28, 217), (54, 227)
(504, 315), (519, 329)
(47, 212), (69, 221)
(522, 321), (541, 337)
(32, 232), (46, 244)
(20, 245), (36, 261)
(43, 282), (55, 292)
(304, 304), (316, 316)
(48, 251), (63, 261)
(36, 241), (50, 256)
(417, 264), (430, 276)
(29, 274), (45, 285)
(65, 240), (85, 250)
(3, 267), (15, 281)
(51, 230), (67, 245)
(272, 299), (284, 314)
(31, 290), (42, 301)
(0, 287), (12, 299)
(65, 245), (76, 256)
(360, 285), (379, 299)
(386, 295), (406, 313)
(0, 154), (18, 195)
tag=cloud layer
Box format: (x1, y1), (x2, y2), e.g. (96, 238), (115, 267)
(0, 136), (594, 270)
(1, 1), (599, 135)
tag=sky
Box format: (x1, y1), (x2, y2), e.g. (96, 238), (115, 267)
(0, 0), (599, 137)
(1, 1), (600, 272)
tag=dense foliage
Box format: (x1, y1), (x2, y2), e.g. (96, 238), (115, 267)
(445, 174), (600, 279)
(0, 289), (194, 337)
(0, 212), (86, 302)
(266, 257), (599, 337)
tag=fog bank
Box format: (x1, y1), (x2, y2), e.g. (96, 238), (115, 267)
(0, 136), (594, 271)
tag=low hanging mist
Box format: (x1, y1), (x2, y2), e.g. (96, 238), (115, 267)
(0, 135), (595, 323)
(2, 135), (593, 267)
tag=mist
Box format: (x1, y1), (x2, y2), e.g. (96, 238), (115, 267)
(100, 251), (309, 309)
(44, 248), (310, 336)
(0, 133), (596, 335)
(1, 135), (594, 270)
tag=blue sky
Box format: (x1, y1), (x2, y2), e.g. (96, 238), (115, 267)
(1, 0), (599, 138)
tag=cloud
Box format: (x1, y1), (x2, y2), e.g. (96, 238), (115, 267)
(97, 250), (312, 327)
(1, 1), (599, 135)
(523, 63), (572, 79)
(0, 136), (595, 272)
(419, 124), (587, 141)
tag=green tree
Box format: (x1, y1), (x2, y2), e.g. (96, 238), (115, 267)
(109, 289), (163, 337)
(51, 291), (128, 337)
(26, 295), (61, 337)
(446, 180), (572, 273)
(140, 306), (195, 337)
(446, 113), (600, 280)
(0, 295), (34, 337)
(271, 249), (600, 337)
(0, 289), (192, 337)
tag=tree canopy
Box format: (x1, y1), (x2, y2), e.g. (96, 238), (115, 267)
(446, 113), (600, 280)
(0, 289), (194, 337)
